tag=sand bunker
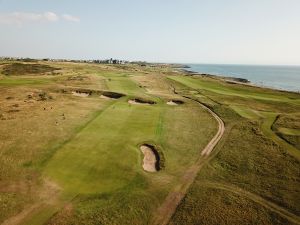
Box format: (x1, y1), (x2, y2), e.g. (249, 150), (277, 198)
(140, 144), (160, 172)
(72, 91), (90, 97)
(167, 100), (184, 105)
(128, 98), (156, 105)
(100, 91), (125, 100)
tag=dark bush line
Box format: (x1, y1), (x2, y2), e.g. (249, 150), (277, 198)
(2, 63), (60, 76)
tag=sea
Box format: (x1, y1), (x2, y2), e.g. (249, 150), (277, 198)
(185, 64), (300, 92)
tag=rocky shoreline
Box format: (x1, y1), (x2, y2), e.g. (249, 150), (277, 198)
(179, 67), (250, 83)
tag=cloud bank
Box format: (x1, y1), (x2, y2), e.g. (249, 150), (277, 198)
(0, 12), (80, 25)
(62, 14), (80, 22)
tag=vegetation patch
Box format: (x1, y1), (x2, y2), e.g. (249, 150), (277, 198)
(27, 91), (53, 101)
(273, 114), (300, 130)
(67, 75), (89, 81)
(2, 63), (60, 76)
(0, 193), (30, 224)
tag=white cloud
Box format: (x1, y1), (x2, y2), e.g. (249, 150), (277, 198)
(0, 12), (79, 25)
(0, 12), (59, 25)
(62, 14), (80, 22)
(44, 12), (59, 22)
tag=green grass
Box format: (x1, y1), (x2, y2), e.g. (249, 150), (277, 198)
(171, 116), (300, 224)
(170, 185), (291, 225)
(169, 76), (300, 105)
(277, 128), (300, 136)
(44, 100), (162, 194)
(34, 70), (216, 224)
(168, 76), (300, 225)
(230, 105), (261, 120)
(260, 112), (300, 161)
(2, 62), (300, 225)
(21, 205), (59, 225)
(0, 77), (50, 86)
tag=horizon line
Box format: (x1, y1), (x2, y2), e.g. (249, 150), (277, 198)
(1, 55), (300, 67)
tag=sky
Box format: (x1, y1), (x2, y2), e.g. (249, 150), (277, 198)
(0, 0), (300, 65)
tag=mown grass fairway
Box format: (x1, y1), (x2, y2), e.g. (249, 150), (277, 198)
(44, 100), (162, 194)
(0, 61), (217, 225)
(0, 61), (300, 225)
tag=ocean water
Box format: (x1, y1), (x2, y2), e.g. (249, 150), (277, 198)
(186, 64), (300, 92)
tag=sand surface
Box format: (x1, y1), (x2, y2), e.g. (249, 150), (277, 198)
(72, 91), (89, 97)
(140, 145), (157, 172)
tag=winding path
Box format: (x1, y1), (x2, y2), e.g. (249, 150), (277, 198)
(151, 96), (225, 225)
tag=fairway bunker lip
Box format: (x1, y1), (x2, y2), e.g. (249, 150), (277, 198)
(167, 100), (184, 105)
(65, 89), (126, 99)
(71, 90), (91, 97)
(100, 91), (125, 99)
(128, 98), (156, 105)
(140, 144), (161, 172)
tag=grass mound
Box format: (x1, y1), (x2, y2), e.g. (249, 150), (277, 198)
(272, 114), (300, 150)
(2, 63), (60, 76)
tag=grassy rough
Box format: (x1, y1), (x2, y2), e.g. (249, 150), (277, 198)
(2, 63), (60, 76)
(171, 114), (300, 224)
(170, 187), (292, 225)
(169, 75), (300, 225)
(0, 193), (31, 223)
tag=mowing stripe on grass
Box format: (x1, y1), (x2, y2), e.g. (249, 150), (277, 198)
(44, 101), (162, 195)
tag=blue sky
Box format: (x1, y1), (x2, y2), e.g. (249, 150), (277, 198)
(0, 0), (300, 65)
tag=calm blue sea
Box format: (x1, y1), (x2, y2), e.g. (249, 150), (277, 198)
(186, 64), (300, 92)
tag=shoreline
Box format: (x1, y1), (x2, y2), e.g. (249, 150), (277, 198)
(178, 67), (300, 94)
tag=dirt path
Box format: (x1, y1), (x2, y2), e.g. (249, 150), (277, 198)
(200, 182), (300, 225)
(151, 96), (225, 225)
(1, 179), (61, 225)
(1, 203), (42, 225)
